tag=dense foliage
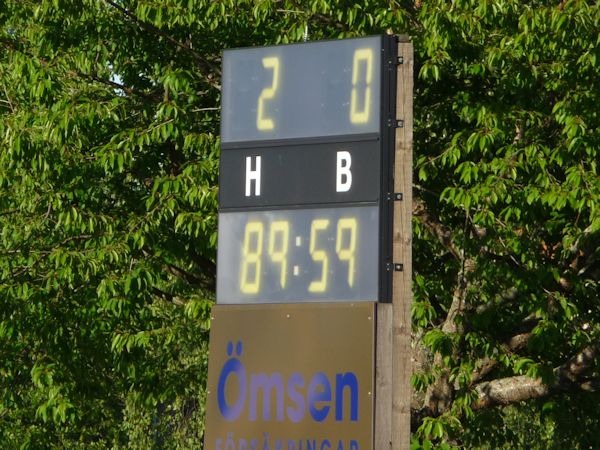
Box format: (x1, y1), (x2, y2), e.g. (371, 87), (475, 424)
(1, 0), (598, 448)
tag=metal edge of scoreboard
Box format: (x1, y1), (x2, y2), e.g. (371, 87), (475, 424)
(378, 34), (398, 304)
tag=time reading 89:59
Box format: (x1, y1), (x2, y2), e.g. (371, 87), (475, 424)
(240, 217), (358, 295)
(217, 206), (379, 303)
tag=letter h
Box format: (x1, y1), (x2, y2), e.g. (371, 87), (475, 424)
(245, 156), (261, 197)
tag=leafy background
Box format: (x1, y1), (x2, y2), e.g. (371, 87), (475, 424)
(1, 0), (599, 448)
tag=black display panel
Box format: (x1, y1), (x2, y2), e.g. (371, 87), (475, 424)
(217, 206), (379, 303)
(221, 36), (382, 143)
(219, 137), (381, 209)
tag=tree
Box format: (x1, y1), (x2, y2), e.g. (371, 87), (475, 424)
(1, 0), (219, 446)
(410, 1), (600, 447)
(1, 0), (598, 448)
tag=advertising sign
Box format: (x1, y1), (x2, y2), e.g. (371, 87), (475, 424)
(204, 303), (375, 450)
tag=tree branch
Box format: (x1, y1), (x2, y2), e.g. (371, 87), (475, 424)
(152, 287), (186, 306)
(163, 261), (213, 290)
(413, 198), (461, 261)
(164, 262), (202, 285)
(475, 286), (519, 314)
(416, 198), (476, 414)
(189, 248), (216, 280)
(1, 35), (156, 101)
(102, 0), (220, 88)
(422, 258), (474, 414)
(285, 0), (348, 32)
(0, 208), (20, 217)
(471, 332), (532, 384)
(78, 72), (160, 101)
(562, 223), (600, 287)
(310, 12), (348, 31)
(474, 343), (600, 409)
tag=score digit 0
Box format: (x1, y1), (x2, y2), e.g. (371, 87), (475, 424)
(350, 48), (373, 124)
(239, 218), (358, 294)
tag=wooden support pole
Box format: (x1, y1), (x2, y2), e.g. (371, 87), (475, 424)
(375, 303), (393, 448)
(392, 39), (414, 450)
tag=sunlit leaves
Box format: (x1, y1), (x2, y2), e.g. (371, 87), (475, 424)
(2, 0), (600, 447)
(1, 0), (219, 446)
(413, 0), (600, 446)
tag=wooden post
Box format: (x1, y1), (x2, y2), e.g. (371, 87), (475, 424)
(375, 303), (393, 448)
(392, 38), (414, 449)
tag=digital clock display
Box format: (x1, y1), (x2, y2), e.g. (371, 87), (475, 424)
(217, 206), (379, 303)
(221, 36), (382, 144)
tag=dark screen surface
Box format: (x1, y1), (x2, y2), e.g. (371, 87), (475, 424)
(219, 136), (381, 209)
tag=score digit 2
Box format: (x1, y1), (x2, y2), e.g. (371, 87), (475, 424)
(256, 56), (280, 131)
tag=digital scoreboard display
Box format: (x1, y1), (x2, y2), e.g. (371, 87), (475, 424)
(217, 36), (397, 304)
(221, 36), (382, 143)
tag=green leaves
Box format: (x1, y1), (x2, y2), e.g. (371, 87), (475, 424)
(413, 0), (600, 446)
(1, 0), (219, 445)
(424, 329), (457, 357)
(2, 0), (600, 447)
(416, 414), (461, 448)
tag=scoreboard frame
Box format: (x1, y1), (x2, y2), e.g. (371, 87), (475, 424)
(217, 35), (398, 304)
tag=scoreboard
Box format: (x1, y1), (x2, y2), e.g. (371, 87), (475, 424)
(217, 35), (398, 304)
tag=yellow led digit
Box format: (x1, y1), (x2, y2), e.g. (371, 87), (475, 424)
(268, 220), (289, 289)
(308, 219), (330, 293)
(256, 56), (280, 131)
(349, 48), (373, 124)
(240, 221), (264, 294)
(336, 217), (357, 287)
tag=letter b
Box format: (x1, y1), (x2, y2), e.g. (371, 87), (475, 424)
(336, 151), (352, 193)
